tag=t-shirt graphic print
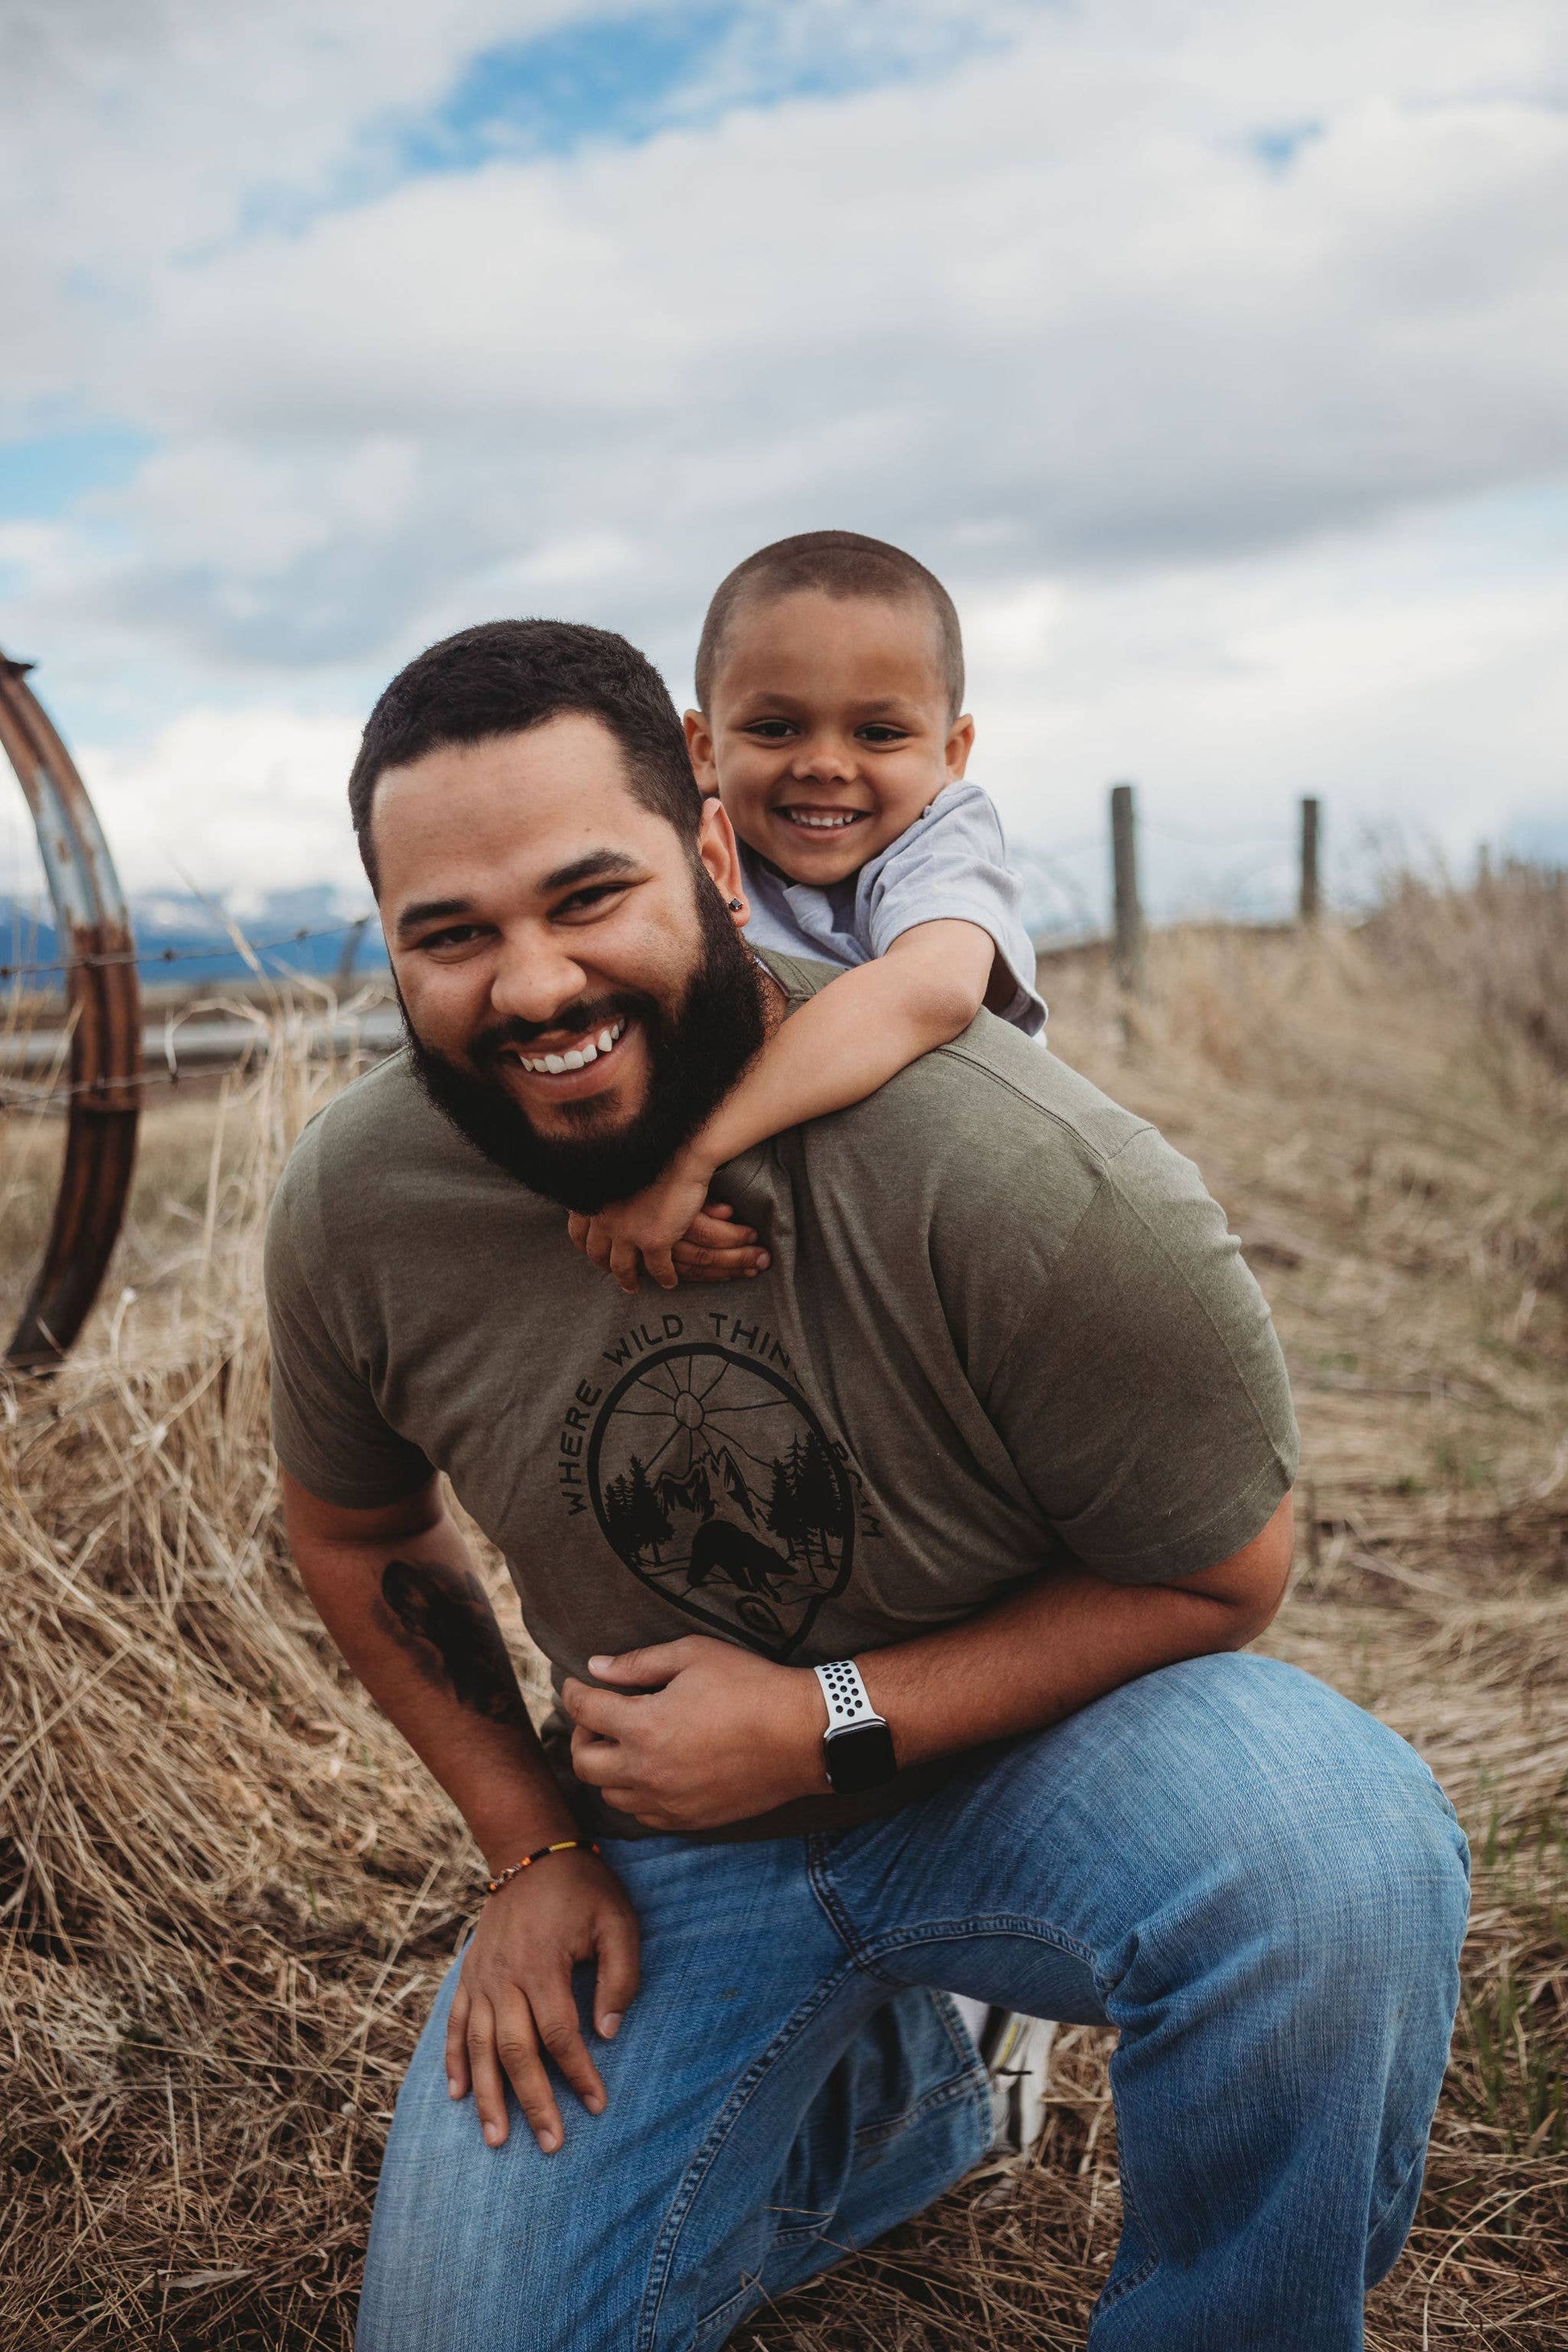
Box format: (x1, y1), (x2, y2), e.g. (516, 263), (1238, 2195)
(583, 1337), (854, 1658)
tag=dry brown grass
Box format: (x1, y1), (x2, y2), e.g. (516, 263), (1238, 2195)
(2, 872), (1565, 2349)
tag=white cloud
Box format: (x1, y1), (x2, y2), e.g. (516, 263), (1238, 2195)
(970, 493), (1568, 912)
(78, 707), (367, 906)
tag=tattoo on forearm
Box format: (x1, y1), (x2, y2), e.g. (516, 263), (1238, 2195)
(376, 1557), (528, 1730)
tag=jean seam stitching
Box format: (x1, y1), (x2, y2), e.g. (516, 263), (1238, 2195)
(688, 2276), (758, 2350)
(636, 1961), (862, 2352)
(805, 1835), (905, 1985)
(1093, 2248), (1159, 2318)
(852, 2061), (992, 2151)
(685, 2058), (990, 2345)
(856, 1914), (1102, 1985)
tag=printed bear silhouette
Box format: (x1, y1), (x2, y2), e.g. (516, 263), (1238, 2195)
(686, 1518), (792, 1599)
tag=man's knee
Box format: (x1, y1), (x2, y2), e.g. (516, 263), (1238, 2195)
(1126, 1657), (1470, 2010)
(1285, 1765), (1469, 2005)
(1249, 1671), (1471, 1991)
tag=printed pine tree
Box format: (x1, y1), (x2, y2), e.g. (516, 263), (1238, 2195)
(794, 1431), (844, 1578)
(765, 1451), (806, 1562)
(601, 1458), (674, 1566)
(623, 1454), (673, 1566)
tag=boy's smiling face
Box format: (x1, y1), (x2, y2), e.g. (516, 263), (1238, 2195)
(686, 589), (975, 887)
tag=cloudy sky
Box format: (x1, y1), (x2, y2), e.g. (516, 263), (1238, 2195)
(2, 0), (1565, 926)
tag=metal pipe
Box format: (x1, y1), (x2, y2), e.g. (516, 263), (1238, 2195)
(1, 649), (142, 1371)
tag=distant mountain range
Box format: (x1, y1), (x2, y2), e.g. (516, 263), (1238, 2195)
(1, 883), (388, 992)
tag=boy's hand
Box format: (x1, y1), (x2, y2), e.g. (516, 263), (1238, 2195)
(576, 1158), (712, 1294)
(670, 1200), (771, 1287)
(568, 1176), (770, 1295)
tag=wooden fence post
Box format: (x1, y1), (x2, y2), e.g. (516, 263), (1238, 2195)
(1110, 782), (1143, 996)
(336, 915), (371, 992)
(1299, 798), (1321, 923)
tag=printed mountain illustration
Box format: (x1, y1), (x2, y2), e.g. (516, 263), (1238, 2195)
(600, 1429), (846, 1595)
(587, 1343), (857, 1658)
(654, 1446), (757, 1529)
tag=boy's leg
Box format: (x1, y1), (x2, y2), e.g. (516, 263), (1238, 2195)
(355, 1833), (988, 2352)
(819, 1652), (1470, 2352)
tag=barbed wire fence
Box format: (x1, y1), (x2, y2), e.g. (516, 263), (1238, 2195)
(0, 917), (396, 1111)
(1008, 787), (1326, 959)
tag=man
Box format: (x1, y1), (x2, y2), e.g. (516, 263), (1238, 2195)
(267, 619), (1467, 2351)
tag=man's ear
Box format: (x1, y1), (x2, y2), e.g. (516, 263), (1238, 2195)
(695, 797), (749, 929)
(684, 708), (720, 794)
(945, 714), (976, 781)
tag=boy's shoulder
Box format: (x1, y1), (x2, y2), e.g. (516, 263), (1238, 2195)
(736, 780), (1005, 913)
(815, 778), (1009, 909)
(866, 778), (1006, 865)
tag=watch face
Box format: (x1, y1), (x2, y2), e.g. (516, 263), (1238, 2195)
(823, 1720), (898, 1796)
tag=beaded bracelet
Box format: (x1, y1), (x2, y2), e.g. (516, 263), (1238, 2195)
(484, 1838), (599, 1897)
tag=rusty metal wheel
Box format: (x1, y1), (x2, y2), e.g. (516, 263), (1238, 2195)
(1, 649), (142, 1371)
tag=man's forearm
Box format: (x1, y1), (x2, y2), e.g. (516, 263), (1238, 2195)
(566, 1494), (1295, 1830)
(283, 1473), (575, 1869)
(687, 921), (996, 1175)
(858, 1503), (1292, 1772)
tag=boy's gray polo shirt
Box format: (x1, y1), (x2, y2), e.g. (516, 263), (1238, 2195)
(736, 781), (1047, 1035)
(265, 952), (1296, 1842)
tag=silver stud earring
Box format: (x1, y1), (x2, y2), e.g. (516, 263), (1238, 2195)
(728, 898), (743, 911)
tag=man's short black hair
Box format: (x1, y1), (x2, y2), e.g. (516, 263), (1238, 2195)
(348, 619), (703, 891)
(694, 530), (964, 720)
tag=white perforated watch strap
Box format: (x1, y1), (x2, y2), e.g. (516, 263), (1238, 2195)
(815, 1658), (884, 1732)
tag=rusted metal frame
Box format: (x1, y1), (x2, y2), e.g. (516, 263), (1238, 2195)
(1, 649), (142, 1371)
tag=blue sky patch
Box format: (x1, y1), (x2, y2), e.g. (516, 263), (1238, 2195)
(393, 2), (981, 175)
(0, 425), (152, 524)
(223, 3), (1002, 245)
(1251, 121), (1324, 176)
(404, 6), (743, 168)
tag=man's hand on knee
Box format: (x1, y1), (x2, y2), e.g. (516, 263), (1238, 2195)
(445, 1849), (640, 2154)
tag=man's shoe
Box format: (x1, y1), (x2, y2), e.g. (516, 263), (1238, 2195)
(951, 1997), (1057, 2155)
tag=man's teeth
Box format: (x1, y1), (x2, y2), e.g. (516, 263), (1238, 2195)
(782, 810), (862, 830)
(517, 1018), (624, 1075)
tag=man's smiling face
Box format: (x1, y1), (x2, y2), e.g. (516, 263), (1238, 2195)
(373, 711), (767, 1208)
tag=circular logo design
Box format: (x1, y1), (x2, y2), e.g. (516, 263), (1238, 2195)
(587, 1344), (853, 1657)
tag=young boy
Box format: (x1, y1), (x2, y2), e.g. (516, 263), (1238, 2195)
(572, 532), (1056, 2150)
(572, 529), (1046, 1296)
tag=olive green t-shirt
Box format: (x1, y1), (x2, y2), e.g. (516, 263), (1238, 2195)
(265, 951), (1297, 1840)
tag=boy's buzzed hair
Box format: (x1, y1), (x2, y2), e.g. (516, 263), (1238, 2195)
(695, 530), (964, 719)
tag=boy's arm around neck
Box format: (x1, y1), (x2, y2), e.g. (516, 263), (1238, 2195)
(570, 921), (998, 1292)
(690, 917), (998, 1175)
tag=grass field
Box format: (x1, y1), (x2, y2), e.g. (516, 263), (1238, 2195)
(2, 875), (1564, 2348)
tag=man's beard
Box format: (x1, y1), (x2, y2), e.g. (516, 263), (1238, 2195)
(402, 867), (768, 1213)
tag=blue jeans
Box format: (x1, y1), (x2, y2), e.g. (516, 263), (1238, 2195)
(357, 1655), (1468, 2351)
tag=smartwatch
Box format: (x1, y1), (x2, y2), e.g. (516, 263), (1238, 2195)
(814, 1660), (898, 1795)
